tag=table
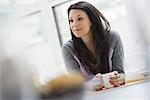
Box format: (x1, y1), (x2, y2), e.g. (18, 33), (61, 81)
(83, 80), (150, 100)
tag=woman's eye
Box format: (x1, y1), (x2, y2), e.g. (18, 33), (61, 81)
(69, 19), (73, 23)
(78, 17), (83, 21)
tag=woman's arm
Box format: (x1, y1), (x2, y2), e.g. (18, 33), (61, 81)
(62, 41), (80, 72)
(112, 33), (124, 74)
(110, 32), (125, 86)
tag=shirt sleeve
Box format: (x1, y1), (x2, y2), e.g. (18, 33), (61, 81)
(111, 32), (125, 74)
(62, 42), (80, 73)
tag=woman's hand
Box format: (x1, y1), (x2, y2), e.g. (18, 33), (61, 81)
(91, 73), (104, 91)
(85, 73), (104, 91)
(109, 71), (125, 87)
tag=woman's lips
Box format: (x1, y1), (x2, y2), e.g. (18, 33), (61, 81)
(73, 29), (81, 31)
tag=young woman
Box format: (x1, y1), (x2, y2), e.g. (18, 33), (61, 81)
(62, 1), (125, 90)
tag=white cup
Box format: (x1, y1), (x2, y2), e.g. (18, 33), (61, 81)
(102, 72), (114, 89)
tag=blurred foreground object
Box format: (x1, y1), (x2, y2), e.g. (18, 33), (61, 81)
(0, 15), (40, 100)
(38, 72), (84, 100)
(0, 55), (40, 100)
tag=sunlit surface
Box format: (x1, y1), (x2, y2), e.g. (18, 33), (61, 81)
(83, 80), (150, 100)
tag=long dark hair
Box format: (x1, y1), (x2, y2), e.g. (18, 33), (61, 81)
(68, 1), (111, 74)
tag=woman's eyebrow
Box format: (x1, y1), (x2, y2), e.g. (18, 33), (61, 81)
(76, 14), (82, 17)
(69, 14), (82, 19)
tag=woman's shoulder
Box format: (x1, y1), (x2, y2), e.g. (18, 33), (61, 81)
(108, 30), (122, 48)
(62, 40), (74, 49)
(109, 30), (121, 40)
(62, 40), (76, 55)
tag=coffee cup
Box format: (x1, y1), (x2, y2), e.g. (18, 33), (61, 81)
(102, 72), (114, 89)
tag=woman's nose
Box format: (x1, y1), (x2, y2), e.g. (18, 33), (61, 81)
(72, 21), (79, 28)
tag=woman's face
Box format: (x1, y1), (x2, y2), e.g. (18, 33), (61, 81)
(69, 9), (92, 38)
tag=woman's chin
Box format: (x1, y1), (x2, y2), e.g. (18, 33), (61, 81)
(74, 35), (82, 38)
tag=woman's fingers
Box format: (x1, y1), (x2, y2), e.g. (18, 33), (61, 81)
(91, 73), (104, 91)
(94, 73), (102, 78)
(109, 73), (125, 87)
(95, 84), (104, 91)
(110, 77), (122, 87)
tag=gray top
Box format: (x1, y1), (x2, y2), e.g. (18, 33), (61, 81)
(62, 31), (124, 80)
